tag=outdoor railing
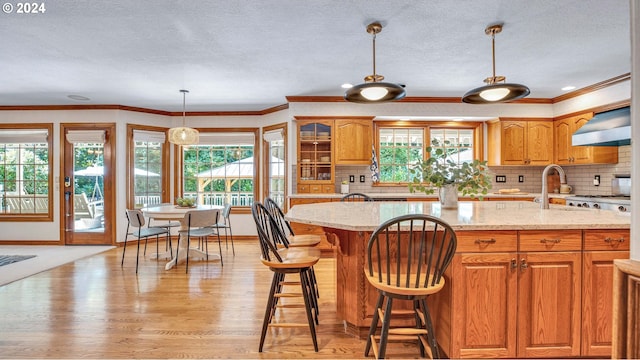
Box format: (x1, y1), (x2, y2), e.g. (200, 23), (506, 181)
(135, 191), (285, 207)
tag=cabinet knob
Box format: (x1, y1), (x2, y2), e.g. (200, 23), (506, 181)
(511, 259), (517, 270)
(520, 258), (528, 271)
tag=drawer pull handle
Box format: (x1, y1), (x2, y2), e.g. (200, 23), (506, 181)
(604, 237), (625, 243)
(540, 238), (561, 244)
(474, 238), (497, 244)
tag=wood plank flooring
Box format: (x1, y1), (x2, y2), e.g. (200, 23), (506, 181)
(0, 240), (422, 359)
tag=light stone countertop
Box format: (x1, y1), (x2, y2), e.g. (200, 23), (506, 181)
(285, 201), (630, 231)
(288, 192), (571, 200)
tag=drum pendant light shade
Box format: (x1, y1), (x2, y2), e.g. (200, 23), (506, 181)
(168, 90), (199, 145)
(344, 22), (406, 103)
(462, 24), (530, 104)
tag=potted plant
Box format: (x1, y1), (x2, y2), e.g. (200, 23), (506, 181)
(408, 139), (492, 208)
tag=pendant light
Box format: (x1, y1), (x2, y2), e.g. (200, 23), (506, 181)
(344, 22), (406, 103)
(168, 89), (199, 145)
(462, 24), (530, 104)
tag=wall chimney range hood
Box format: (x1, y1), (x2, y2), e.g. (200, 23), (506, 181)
(572, 107), (631, 146)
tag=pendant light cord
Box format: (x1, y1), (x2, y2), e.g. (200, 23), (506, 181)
(490, 31), (496, 84)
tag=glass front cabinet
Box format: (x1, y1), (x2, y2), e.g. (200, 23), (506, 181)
(296, 119), (335, 193)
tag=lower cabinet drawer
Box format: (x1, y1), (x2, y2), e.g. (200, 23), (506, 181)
(583, 229), (630, 251)
(455, 230), (517, 252)
(519, 230), (582, 251)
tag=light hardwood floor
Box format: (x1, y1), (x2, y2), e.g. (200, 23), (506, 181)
(0, 240), (422, 359)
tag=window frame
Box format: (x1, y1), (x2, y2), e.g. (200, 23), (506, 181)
(174, 127), (260, 214)
(126, 124), (170, 210)
(262, 123), (287, 210)
(373, 121), (484, 187)
(0, 123), (54, 222)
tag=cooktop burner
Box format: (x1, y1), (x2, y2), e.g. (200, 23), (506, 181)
(569, 194), (630, 200)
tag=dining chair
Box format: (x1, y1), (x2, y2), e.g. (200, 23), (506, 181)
(147, 203), (178, 254)
(252, 202), (320, 352)
(210, 203), (234, 255)
(364, 214), (457, 359)
(264, 197), (321, 248)
(177, 209), (221, 273)
(123, 209), (170, 274)
(340, 192), (374, 202)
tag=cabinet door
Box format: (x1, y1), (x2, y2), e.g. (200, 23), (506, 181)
(451, 253), (517, 359)
(334, 119), (372, 165)
(501, 122), (527, 165)
(554, 119), (572, 164)
(526, 121), (553, 165)
(517, 252), (581, 358)
(582, 250), (629, 357)
(570, 115), (594, 163)
(297, 120), (334, 184)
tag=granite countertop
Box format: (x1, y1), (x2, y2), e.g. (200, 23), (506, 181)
(289, 192), (571, 200)
(285, 201), (630, 231)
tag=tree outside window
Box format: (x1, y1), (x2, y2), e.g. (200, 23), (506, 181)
(182, 145), (255, 206)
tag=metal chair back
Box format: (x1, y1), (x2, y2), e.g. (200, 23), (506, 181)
(341, 192), (374, 202)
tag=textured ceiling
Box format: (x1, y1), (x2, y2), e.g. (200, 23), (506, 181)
(0, 0), (631, 112)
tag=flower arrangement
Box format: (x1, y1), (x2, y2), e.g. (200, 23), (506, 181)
(408, 139), (492, 199)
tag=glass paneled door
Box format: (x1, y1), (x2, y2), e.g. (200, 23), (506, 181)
(61, 124), (115, 245)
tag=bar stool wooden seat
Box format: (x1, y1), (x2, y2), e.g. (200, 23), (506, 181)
(264, 197), (321, 248)
(252, 202), (321, 352)
(364, 214), (457, 359)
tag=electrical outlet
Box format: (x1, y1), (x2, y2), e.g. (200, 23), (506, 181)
(495, 175), (507, 183)
(594, 175), (600, 186)
(360, 175), (365, 183)
(349, 175), (355, 183)
(518, 175), (524, 183)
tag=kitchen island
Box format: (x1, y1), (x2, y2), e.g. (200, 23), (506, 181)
(286, 201), (631, 358)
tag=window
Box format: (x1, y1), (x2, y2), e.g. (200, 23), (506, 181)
(128, 127), (168, 208)
(378, 127), (425, 183)
(181, 130), (258, 207)
(429, 128), (475, 166)
(263, 125), (286, 209)
(0, 124), (53, 220)
(375, 122), (482, 185)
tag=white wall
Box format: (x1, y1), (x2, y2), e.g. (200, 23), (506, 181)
(630, 0), (639, 260)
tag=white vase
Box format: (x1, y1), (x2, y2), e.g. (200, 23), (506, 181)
(340, 184), (349, 194)
(439, 184), (459, 209)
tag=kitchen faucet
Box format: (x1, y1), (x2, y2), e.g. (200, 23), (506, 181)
(540, 164), (567, 209)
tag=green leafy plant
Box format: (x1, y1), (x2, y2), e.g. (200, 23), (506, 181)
(408, 139), (492, 198)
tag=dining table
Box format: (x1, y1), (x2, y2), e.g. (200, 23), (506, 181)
(141, 204), (223, 270)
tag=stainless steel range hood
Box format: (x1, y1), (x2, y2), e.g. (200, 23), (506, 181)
(572, 107), (631, 146)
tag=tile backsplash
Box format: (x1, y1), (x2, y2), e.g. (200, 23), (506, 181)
(294, 146), (631, 196)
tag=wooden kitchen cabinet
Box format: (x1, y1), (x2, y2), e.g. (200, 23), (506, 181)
(517, 251), (582, 358)
(581, 229), (630, 357)
(554, 113), (618, 164)
(487, 118), (553, 166)
(437, 229), (582, 358)
(295, 118), (335, 193)
(334, 118), (373, 165)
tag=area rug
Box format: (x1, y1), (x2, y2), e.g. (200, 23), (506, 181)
(0, 245), (114, 286)
(0, 255), (36, 267)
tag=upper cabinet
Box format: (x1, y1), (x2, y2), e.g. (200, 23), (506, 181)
(296, 119), (334, 192)
(334, 119), (373, 165)
(554, 113), (618, 164)
(487, 118), (553, 166)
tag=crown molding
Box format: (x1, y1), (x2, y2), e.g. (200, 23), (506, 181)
(551, 73), (630, 103)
